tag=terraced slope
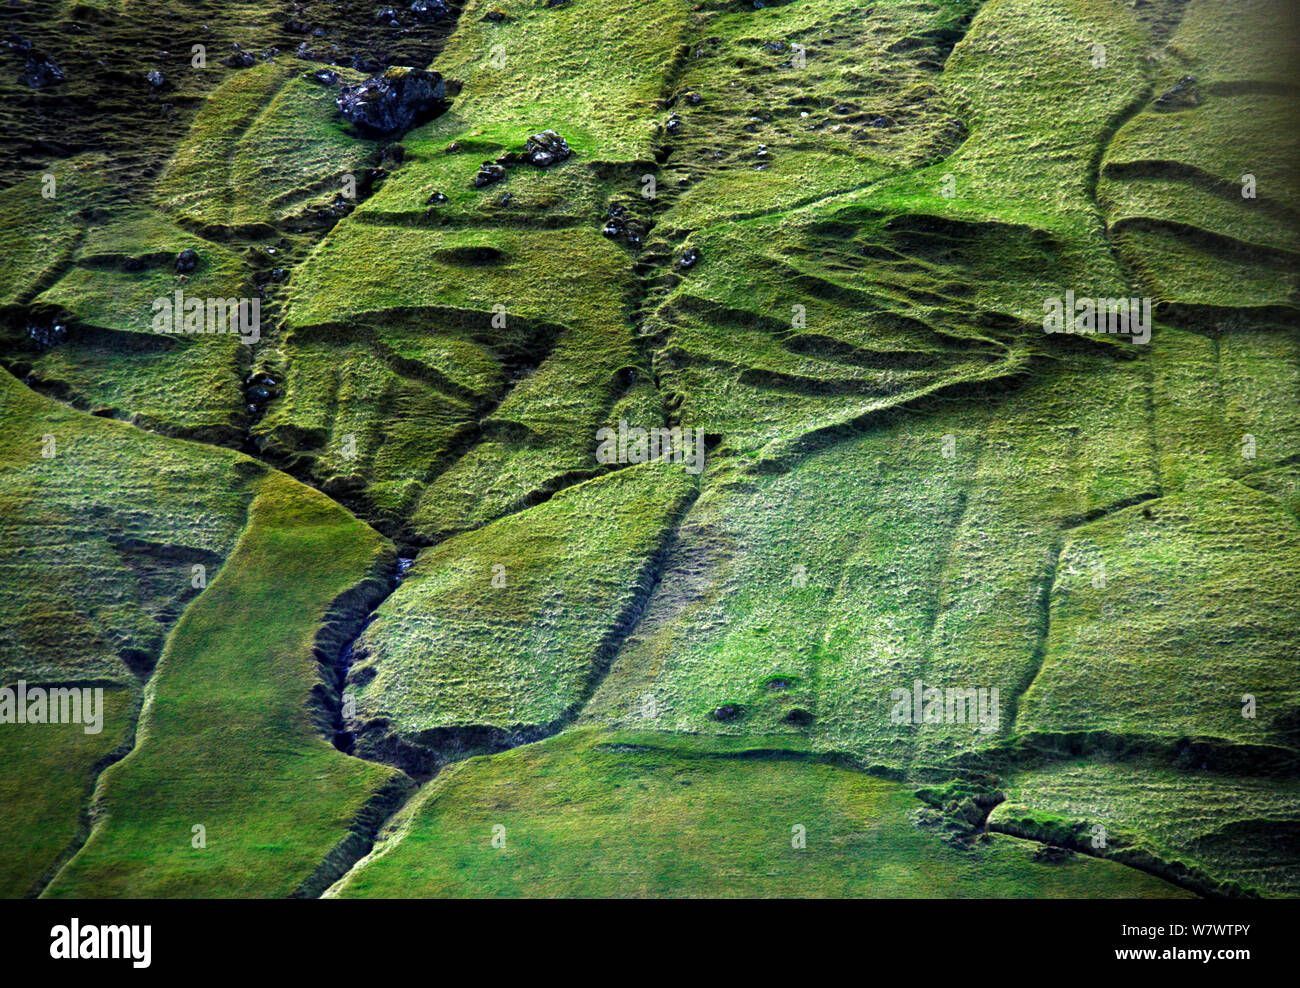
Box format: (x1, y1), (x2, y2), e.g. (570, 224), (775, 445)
(0, 0), (1296, 900)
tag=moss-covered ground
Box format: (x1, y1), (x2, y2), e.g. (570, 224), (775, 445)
(0, 0), (1296, 898)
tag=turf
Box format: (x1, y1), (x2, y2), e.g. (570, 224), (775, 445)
(0, 0), (1296, 901)
(332, 728), (1190, 898)
(42, 471), (409, 898)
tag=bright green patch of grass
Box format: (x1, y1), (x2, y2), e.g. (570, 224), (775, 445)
(332, 728), (1190, 897)
(44, 471), (408, 897)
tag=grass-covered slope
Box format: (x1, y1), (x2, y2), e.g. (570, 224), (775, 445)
(1, 0), (1297, 900)
(332, 729), (1189, 898)
(0, 368), (253, 895)
(1098, 0), (1300, 310)
(347, 464), (698, 771)
(45, 471), (411, 898)
(0, 690), (132, 897)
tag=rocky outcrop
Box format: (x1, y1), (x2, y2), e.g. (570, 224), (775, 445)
(337, 67), (447, 136)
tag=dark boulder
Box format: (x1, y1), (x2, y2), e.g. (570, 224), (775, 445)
(175, 248), (199, 273)
(710, 703), (743, 722)
(410, 0), (451, 21)
(474, 163), (506, 187)
(221, 48), (258, 69)
(19, 52), (64, 89)
(679, 247), (700, 269)
(146, 69), (165, 89)
(336, 67), (446, 136)
(520, 129), (571, 168)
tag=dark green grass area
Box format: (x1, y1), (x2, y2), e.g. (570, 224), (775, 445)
(333, 728), (1189, 898)
(0, 369), (254, 688)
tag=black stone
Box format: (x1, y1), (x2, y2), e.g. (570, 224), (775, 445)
(474, 163), (506, 187)
(221, 50), (258, 69)
(19, 52), (64, 89)
(410, 0), (451, 21)
(520, 129), (571, 167)
(336, 67), (446, 136)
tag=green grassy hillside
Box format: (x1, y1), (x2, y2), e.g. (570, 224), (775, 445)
(0, 0), (1295, 899)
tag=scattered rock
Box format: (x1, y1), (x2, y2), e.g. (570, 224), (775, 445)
(520, 129), (571, 168)
(19, 52), (64, 89)
(175, 248), (199, 273)
(710, 703), (742, 721)
(426, 191), (448, 205)
(409, 0), (451, 21)
(336, 67), (446, 136)
(766, 678), (792, 691)
(601, 203), (645, 248)
(222, 49), (258, 69)
(474, 163), (506, 187)
(665, 113), (682, 135)
(446, 141), (463, 153)
(244, 371), (279, 412)
(679, 247), (700, 269)
(482, 10), (508, 22)
(28, 319), (68, 348)
(1154, 75), (1198, 108)
(146, 69), (165, 89)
